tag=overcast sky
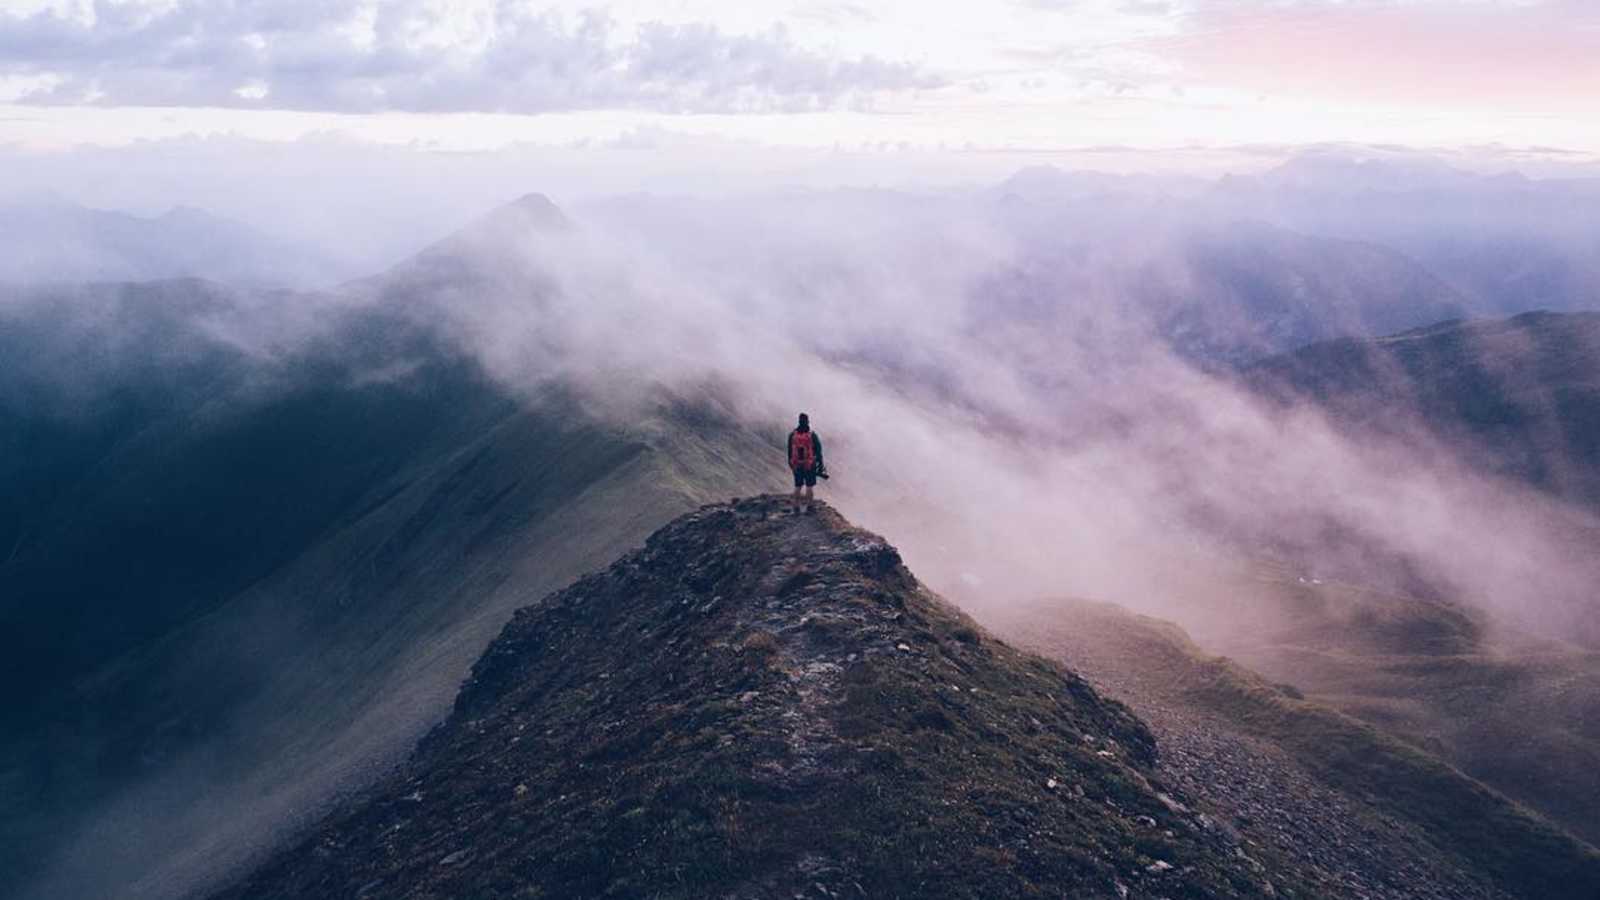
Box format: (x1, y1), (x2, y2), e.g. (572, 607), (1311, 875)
(1, 0), (1596, 160)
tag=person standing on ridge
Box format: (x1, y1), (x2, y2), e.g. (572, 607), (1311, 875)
(788, 413), (825, 514)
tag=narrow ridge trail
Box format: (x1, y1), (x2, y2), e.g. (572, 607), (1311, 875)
(218, 495), (1285, 900)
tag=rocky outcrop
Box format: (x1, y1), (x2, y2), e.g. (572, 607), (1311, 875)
(217, 496), (1286, 899)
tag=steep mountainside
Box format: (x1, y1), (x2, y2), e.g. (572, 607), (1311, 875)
(994, 597), (1600, 900)
(0, 214), (779, 900)
(1008, 519), (1600, 858)
(0, 279), (503, 720)
(218, 497), (1287, 900)
(1247, 311), (1600, 511)
(1124, 558), (1600, 852)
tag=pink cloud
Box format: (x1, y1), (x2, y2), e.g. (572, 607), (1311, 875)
(1155, 2), (1600, 112)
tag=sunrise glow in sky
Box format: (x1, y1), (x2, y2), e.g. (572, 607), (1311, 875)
(0, 0), (1596, 162)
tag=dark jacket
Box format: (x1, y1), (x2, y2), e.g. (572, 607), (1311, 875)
(788, 429), (823, 470)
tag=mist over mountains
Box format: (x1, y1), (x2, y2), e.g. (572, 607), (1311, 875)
(0, 259), (773, 898)
(4, 155), (1600, 899)
(1206, 154), (1600, 316)
(0, 195), (356, 289)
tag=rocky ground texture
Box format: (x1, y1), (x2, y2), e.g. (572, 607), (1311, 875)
(996, 600), (1600, 900)
(216, 496), (1293, 899)
(1069, 670), (1509, 900)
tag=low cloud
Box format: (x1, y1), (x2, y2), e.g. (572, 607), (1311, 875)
(0, 1), (941, 114)
(391, 184), (1600, 646)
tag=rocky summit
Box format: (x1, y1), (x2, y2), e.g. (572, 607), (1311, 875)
(217, 496), (1284, 900)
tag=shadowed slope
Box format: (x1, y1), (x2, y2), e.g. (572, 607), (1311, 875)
(3, 385), (778, 900)
(0, 197), (348, 288)
(0, 197), (781, 899)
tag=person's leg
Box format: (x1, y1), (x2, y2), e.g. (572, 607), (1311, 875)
(792, 471), (803, 513)
(804, 481), (815, 512)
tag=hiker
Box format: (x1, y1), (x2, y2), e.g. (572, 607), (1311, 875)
(787, 413), (826, 514)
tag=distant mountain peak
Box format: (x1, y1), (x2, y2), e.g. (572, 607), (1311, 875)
(158, 204), (226, 224)
(473, 191), (571, 235)
(219, 495), (1280, 900)
(996, 165), (1201, 201)
(361, 192), (574, 293)
(425, 191), (572, 256)
(508, 191), (563, 216)
(1262, 151), (1474, 191)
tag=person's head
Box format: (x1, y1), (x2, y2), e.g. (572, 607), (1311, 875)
(797, 412), (810, 431)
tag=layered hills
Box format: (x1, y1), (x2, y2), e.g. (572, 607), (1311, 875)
(8, 183), (1600, 900)
(1206, 153), (1600, 318)
(218, 497), (1284, 900)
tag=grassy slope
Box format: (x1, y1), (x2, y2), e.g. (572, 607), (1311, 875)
(1001, 598), (1600, 900)
(1209, 564), (1600, 850)
(1093, 542), (1600, 853)
(1233, 310), (1600, 847)
(1, 344), (780, 899)
(0, 283), (512, 715)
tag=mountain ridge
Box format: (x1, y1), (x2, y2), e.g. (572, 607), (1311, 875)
(217, 496), (1285, 900)
(0, 266), (779, 899)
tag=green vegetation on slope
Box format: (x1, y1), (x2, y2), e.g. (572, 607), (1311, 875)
(1214, 564), (1600, 850)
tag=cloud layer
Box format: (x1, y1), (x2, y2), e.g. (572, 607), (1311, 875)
(2, 0), (1596, 156)
(377, 184), (1600, 647)
(0, 0), (939, 113)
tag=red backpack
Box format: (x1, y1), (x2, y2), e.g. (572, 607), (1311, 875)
(789, 430), (816, 469)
